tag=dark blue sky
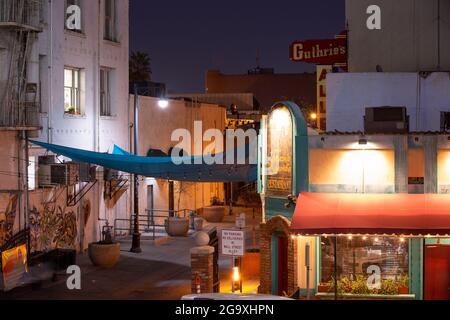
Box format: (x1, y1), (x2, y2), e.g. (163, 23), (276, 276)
(130, 0), (345, 93)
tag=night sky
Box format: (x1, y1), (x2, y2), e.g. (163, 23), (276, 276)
(130, 0), (345, 93)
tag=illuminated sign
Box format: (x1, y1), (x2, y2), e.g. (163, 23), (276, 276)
(266, 106), (293, 197)
(290, 31), (347, 70)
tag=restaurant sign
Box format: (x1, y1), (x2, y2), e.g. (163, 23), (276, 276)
(266, 106), (293, 197)
(290, 32), (347, 67)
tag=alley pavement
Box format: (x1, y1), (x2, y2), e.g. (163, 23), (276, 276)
(1, 208), (261, 300)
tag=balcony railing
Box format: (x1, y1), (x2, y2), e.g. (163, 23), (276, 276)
(0, 0), (41, 30)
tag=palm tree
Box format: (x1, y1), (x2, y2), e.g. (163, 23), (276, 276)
(129, 51), (152, 82)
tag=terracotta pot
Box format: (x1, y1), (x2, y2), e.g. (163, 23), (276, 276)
(165, 217), (190, 237)
(398, 286), (409, 295)
(88, 242), (120, 268)
(318, 284), (330, 293)
(202, 206), (225, 223)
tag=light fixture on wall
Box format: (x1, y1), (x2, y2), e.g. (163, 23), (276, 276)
(358, 137), (368, 145)
(158, 99), (169, 109)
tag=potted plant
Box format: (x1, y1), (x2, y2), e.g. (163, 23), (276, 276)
(398, 274), (409, 294)
(88, 226), (120, 268)
(380, 279), (399, 296)
(351, 275), (371, 295)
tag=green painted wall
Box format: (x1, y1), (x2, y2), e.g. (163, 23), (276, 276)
(410, 238), (423, 300)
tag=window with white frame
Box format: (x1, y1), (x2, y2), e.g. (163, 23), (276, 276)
(104, 0), (117, 41)
(100, 68), (113, 116)
(64, 67), (82, 115)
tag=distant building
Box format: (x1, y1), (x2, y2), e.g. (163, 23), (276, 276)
(205, 69), (316, 113)
(326, 0), (450, 133)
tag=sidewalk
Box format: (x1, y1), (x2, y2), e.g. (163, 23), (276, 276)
(2, 208), (261, 300)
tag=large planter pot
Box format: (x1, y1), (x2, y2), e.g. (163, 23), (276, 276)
(165, 217), (190, 237)
(202, 206), (225, 223)
(88, 242), (120, 268)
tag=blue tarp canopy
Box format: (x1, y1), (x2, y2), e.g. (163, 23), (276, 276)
(31, 140), (257, 183)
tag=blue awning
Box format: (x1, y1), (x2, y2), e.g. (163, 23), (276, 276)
(31, 140), (257, 183)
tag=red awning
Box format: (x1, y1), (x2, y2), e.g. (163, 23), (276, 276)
(291, 193), (450, 236)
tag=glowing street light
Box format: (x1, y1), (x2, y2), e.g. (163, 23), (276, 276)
(158, 99), (169, 109)
(310, 113), (317, 120)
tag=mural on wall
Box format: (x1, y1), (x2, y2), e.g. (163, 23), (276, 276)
(0, 193), (19, 247)
(29, 190), (78, 252)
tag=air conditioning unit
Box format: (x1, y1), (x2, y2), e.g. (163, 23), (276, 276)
(38, 155), (56, 165)
(38, 164), (77, 187)
(364, 107), (409, 134)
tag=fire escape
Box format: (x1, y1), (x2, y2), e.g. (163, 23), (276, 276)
(0, 0), (42, 129)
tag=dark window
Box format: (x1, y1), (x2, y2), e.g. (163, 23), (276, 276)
(440, 112), (450, 132)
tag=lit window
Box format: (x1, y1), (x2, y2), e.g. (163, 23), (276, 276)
(104, 0), (117, 41)
(100, 68), (112, 116)
(319, 236), (410, 295)
(64, 67), (81, 115)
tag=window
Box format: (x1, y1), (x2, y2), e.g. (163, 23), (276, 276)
(440, 112), (450, 132)
(100, 68), (112, 116)
(319, 236), (410, 295)
(64, 67), (81, 115)
(104, 0), (117, 41)
(65, 0), (82, 32)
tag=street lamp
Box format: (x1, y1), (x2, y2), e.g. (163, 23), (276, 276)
(130, 83), (169, 253)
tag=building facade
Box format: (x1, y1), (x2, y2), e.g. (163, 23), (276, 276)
(0, 0), (130, 253)
(130, 96), (226, 224)
(206, 69), (316, 113)
(258, 102), (450, 300)
(346, 0), (450, 73)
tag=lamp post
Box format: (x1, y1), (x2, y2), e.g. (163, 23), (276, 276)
(130, 83), (168, 253)
(130, 84), (142, 253)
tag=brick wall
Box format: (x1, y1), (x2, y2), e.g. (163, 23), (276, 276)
(191, 246), (214, 294)
(259, 216), (297, 296)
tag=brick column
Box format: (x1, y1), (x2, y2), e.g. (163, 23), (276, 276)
(191, 246), (214, 294)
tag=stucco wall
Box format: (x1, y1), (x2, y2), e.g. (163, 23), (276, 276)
(327, 72), (450, 132)
(309, 149), (395, 193)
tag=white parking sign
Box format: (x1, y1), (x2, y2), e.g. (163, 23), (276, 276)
(221, 229), (245, 257)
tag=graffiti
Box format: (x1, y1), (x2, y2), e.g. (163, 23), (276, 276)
(29, 202), (78, 252)
(0, 194), (19, 247)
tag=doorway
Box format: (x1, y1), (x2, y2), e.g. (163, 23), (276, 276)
(147, 185), (154, 228)
(277, 235), (288, 295)
(425, 244), (450, 300)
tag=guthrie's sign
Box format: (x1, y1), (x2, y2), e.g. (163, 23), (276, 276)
(290, 32), (347, 67)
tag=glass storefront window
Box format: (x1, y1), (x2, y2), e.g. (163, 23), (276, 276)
(319, 236), (410, 295)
